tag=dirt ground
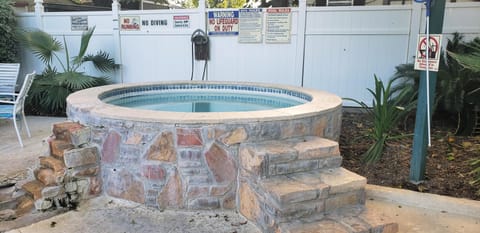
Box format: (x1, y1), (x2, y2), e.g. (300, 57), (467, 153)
(340, 110), (480, 201)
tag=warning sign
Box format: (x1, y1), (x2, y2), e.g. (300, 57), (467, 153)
(120, 16), (140, 31)
(173, 15), (190, 28)
(414, 34), (442, 71)
(208, 11), (239, 36)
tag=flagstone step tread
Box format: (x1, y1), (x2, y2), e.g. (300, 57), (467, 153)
(260, 168), (366, 206)
(243, 136), (340, 161)
(39, 156), (66, 173)
(240, 136), (343, 178)
(21, 180), (45, 200)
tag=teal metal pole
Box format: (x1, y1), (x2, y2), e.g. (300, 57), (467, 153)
(409, 0), (446, 183)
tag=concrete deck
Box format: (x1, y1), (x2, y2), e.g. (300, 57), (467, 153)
(1, 116), (479, 233)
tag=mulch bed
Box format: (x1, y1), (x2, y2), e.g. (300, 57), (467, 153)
(340, 110), (480, 201)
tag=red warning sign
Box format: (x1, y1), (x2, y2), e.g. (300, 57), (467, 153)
(414, 34), (442, 71)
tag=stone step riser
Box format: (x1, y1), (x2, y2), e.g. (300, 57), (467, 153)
(239, 186), (366, 232)
(277, 205), (399, 233)
(22, 180), (45, 201)
(35, 168), (64, 186)
(240, 137), (343, 179)
(52, 122), (90, 147)
(39, 156), (66, 174)
(262, 189), (366, 223)
(239, 167), (368, 232)
(17, 122), (101, 215)
(49, 139), (74, 160)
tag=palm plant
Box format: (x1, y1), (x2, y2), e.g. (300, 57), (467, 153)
(344, 75), (416, 163)
(448, 37), (480, 196)
(448, 37), (480, 72)
(393, 33), (480, 135)
(20, 27), (115, 115)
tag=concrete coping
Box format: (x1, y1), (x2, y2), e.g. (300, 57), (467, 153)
(66, 81), (342, 124)
(366, 184), (480, 218)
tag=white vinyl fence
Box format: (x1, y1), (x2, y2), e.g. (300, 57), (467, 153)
(16, 0), (480, 105)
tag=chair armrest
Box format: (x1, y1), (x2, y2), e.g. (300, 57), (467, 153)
(0, 99), (15, 104)
(0, 92), (17, 95)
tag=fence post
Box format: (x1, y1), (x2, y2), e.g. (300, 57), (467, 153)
(198, 0), (206, 30)
(296, 0), (307, 87)
(112, 0), (123, 83)
(192, 0), (207, 80)
(34, 0), (44, 30)
(407, 2), (422, 63)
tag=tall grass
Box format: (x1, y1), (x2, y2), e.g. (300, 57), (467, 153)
(344, 75), (416, 163)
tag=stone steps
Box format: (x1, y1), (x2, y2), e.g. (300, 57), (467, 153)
(238, 136), (398, 233)
(1, 121), (100, 224)
(29, 122), (102, 212)
(277, 205), (399, 233)
(262, 168), (366, 215)
(239, 168), (367, 231)
(239, 136), (342, 180)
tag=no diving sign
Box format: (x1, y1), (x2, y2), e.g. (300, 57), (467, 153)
(414, 34), (442, 71)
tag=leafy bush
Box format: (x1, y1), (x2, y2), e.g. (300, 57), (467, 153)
(393, 33), (480, 135)
(344, 75), (416, 163)
(471, 158), (480, 196)
(448, 34), (480, 196)
(19, 27), (115, 116)
(0, 0), (17, 62)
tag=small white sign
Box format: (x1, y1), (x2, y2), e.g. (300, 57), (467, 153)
(238, 9), (263, 43)
(414, 34), (442, 71)
(120, 16), (140, 31)
(173, 15), (190, 28)
(265, 8), (291, 44)
(71, 16), (88, 31)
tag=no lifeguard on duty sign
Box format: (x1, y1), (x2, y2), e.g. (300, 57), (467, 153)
(414, 34), (442, 72)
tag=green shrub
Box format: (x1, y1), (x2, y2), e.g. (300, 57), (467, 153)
(448, 34), (480, 196)
(471, 158), (480, 196)
(0, 0), (17, 62)
(344, 75), (416, 163)
(393, 33), (480, 136)
(19, 27), (115, 116)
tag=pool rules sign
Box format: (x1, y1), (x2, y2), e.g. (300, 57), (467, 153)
(414, 34), (442, 71)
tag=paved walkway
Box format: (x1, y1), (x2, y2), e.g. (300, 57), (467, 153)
(0, 117), (66, 179)
(1, 116), (479, 233)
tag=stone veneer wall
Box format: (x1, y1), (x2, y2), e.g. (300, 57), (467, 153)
(67, 106), (342, 210)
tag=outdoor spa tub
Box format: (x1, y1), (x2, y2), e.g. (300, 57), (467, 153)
(66, 81), (343, 209)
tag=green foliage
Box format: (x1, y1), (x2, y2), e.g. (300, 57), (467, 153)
(448, 39), (480, 72)
(470, 158), (480, 196)
(447, 35), (480, 71)
(344, 75), (416, 163)
(214, 0), (246, 8)
(393, 33), (480, 135)
(182, 0), (246, 8)
(0, 0), (17, 62)
(449, 37), (480, 196)
(20, 27), (115, 116)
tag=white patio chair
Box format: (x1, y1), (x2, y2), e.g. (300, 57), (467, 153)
(0, 71), (36, 147)
(0, 63), (20, 100)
